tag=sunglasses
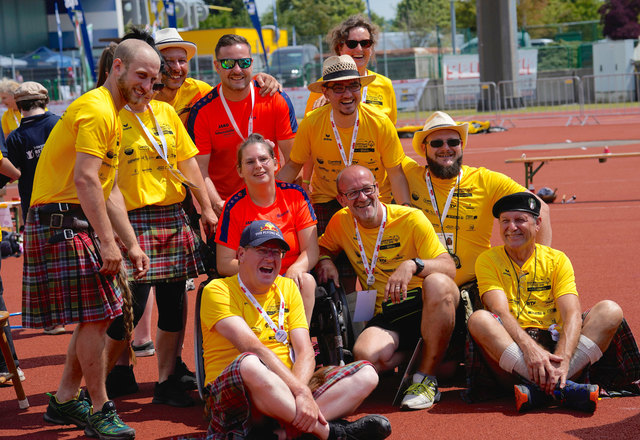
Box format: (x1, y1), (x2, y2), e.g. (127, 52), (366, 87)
(342, 184), (376, 201)
(427, 138), (462, 148)
(219, 58), (253, 69)
(152, 83), (165, 92)
(345, 39), (373, 49)
(323, 82), (361, 94)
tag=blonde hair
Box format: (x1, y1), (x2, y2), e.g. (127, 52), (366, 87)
(0, 78), (20, 94)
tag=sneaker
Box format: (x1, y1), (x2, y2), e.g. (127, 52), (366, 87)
(43, 390), (91, 428)
(554, 380), (599, 413)
(0, 367), (25, 386)
(152, 374), (195, 407)
(43, 325), (66, 335)
(185, 278), (196, 291)
(85, 400), (135, 440)
(329, 415), (391, 440)
(514, 382), (549, 412)
(401, 376), (440, 410)
(106, 365), (139, 399)
(174, 356), (197, 391)
(131, 340), (155, 357)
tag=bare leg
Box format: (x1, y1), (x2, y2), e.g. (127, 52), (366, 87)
(55, 327), (84, 402)
(315, 364), (378, 420)
(417, 273), (459, 375)
(353, 326), (403, 372)
(580, 300), (623, 352)
(105, 337), (129, 372)
(467, 310), (516, 364)
(299, 273), (316, 326)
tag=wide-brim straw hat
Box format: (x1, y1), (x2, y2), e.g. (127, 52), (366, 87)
(155, 28), (197, 60)
(412, 111), (469, 157)
(308, 55), (376, 93)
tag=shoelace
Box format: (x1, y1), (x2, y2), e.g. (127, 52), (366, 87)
(405, 379), (436, 399)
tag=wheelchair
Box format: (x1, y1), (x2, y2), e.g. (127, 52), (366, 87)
(193, 272), (355, 400)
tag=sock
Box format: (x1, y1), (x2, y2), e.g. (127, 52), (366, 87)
(567, 335), (603, 378)
(499, 342), (531, 380)
(412, 372), (427, 384)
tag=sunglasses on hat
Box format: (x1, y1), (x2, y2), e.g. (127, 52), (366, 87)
(427, 138), (462, 148)
(345, 39), (373, 49)
(219, 58), (253, 69)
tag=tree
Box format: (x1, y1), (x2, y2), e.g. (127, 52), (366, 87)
(599, 0), (640, 39)
(395, 0), (450, 46)
(200, 0), (251, 29)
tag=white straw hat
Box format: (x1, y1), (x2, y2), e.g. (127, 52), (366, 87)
(412, 111), (469, 156)
(154, 28), (197, 60)
(308, 55), (375, 93)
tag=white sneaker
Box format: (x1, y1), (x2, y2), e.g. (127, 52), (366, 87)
(401, 375), (440, 410)
(0, 367), (25, 386)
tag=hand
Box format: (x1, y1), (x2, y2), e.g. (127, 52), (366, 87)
(384, 260), (414, 303)
(523, 343), (563, 393)
(254, 72), (283, 96)
(315, 259), (340, 287)
(213, 199), (225, 217)
(292, 391), (325, 433)
(127, 245), (150, 280)
(99, 239), (123, 276)
(545, 358), (569, 395)
(311, 95), (328, 110)
(285, 265), (306, 289)
(200, 207), (218, 238)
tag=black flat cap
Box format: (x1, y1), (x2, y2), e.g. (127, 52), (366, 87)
(492, 192), (541, 218)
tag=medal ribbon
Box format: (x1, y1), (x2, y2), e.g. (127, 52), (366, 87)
(219, 83), (255, 141)
(330, 109), (360, 167)
(353, 204), (387, 286)
(425, 168), (463, 255)
(237, 274), (287, 345)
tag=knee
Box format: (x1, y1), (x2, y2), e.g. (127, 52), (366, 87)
(239, 354), (272, 389)
(467, 310), (494, 339)
(422, 273), (458, 307)
(592, 300), (624, 330)
(350, 364), (379, 396)
(300, 273), (317, 298)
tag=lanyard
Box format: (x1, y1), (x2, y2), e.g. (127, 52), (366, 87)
(219, 83), (255, 141)
(12, 110), (19, 127)
(330, 109), (360, 167)
(126, 104), (168, 163)
(353, 204), (387, 287)
(361, 86), (368, 103)
(425, 168), (462, 227)
(237, 274), (289, 345)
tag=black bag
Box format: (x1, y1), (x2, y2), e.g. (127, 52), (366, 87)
(381, 288), (423, 324)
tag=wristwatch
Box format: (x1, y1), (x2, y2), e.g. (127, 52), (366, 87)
(412, 258), (425, 276)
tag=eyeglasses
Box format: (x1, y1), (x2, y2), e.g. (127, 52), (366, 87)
(323, 82), (361, 94)
(248, 246), (285, 259)
(427, 138), (462, 148)
(219, 58), (253, 69)
(152, 83), (165, 92)
(342, 184), (376, 200)
(345, 39), (373, 49)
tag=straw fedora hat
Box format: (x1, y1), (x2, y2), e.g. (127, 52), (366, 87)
(155, 28), (197, 60)
(308, 55), (376, 93)
(412, 111), (469, 157)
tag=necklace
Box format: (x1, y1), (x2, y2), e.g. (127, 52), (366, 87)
(505, 247), (537, 320)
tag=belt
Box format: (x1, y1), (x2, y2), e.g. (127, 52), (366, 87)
(28, 203), (90, 243)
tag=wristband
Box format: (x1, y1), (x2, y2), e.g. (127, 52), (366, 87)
(318, 255), (332, 261)
(302, 180), (311, 184)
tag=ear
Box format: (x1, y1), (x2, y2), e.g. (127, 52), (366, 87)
(535, 215), (542, 231)
(336, 192), (348, 208)
(213, 60), (221, 74)
(237, 246), (246, 262)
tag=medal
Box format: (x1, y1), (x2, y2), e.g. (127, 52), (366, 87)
(367, 274), (376, 286)
(275, 329), (288, 343)
(451, 254), (462, 269)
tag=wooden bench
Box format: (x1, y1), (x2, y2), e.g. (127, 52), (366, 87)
(505, 152), (640, 187)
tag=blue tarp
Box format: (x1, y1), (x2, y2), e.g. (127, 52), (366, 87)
(19, 46), (80, 68)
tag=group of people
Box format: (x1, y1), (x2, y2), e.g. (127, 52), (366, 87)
(0, 13), (638, 440)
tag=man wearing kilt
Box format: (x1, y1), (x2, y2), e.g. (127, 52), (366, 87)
(104, 65), (216, 407)
(23, 40), (159, 439)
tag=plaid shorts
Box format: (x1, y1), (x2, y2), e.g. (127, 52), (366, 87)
(206, 353), (371, 440)
(22, 208), (123, 329)
(126, 204), (204, 283)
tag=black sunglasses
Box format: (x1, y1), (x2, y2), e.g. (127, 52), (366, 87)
(152, 83), (165, 92)
(427, 138), (462, 148)
(345, 39), (373, 49)
(219, 58), (253, 69)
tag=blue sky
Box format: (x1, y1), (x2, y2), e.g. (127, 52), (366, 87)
(253, 0), (400, 22)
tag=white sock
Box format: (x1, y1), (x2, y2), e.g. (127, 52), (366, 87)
(568, 335), (603, 378)
(499, 342), (531, 380)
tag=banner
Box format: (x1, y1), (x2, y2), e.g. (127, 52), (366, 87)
(54, 2), (64, 69)
(243, 0), (269, 70)
(163, 0), (177, 28)
(64, 0), (96, 83)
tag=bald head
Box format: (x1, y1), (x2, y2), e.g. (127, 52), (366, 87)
(113, 39), (160, 72)
(336, 164), (375, 194)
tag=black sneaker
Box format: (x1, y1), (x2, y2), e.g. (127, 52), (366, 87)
(329, 415), (391, 440)
(106, 365), (139, 399)
(84, 400), (135, 440)
(44, 390), (91, 428)
(174, 356), (197, 391)
(152, 374), (195, 407)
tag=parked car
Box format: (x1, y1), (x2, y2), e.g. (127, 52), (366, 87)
(268, 45), (320, 87)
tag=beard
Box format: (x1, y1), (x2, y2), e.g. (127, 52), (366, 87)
(426, 155), (463, 179)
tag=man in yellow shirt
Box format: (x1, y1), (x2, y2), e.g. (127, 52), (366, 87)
(469, 192), (626, 413)
(23, 39), (160, 439)
(201, 220), (390, 440)
(317, 165), (459, 411)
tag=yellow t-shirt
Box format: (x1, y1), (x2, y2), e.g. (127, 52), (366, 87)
(201, 275), (308, 384)
(305, 70), (397, 124)
(476, 244), (578, 331)
(318, 203), (447, 314)
(403, 158), (526, 286)
(161, 77), (212, 126)
(290, 103), (405, 204)
(1, 108), (21, 136)
(118, 101), (198, 210)
(31, 87), (121, 205)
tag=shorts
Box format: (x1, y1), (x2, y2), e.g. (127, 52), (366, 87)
(205, 353), (371, 440)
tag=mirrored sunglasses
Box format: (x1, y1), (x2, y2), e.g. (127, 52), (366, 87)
(219, 58), (253, 69)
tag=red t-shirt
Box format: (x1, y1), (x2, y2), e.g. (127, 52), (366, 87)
(187, 82), (298, 200)
(215, 181), (317, 273)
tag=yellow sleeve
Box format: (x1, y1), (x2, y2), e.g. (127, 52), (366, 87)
(485, 169), (528, 204)
(552, 252), (578, 300)
(283, 277), (309, 331)
(304, 89), (323, 117)
(377, 114), (405, 169)
(317, 210), (347, 254)
(289, 116), (312, 165)
(170, 105), (198, 161)
(475, 249), (506, 298)
(201, 278), (236, 332)
(74, 101), (115, 158)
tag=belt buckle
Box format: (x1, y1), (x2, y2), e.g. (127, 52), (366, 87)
(50, 213), (64, 228)
(58, 203), (69, 212)
(63, 229), (74, 240)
